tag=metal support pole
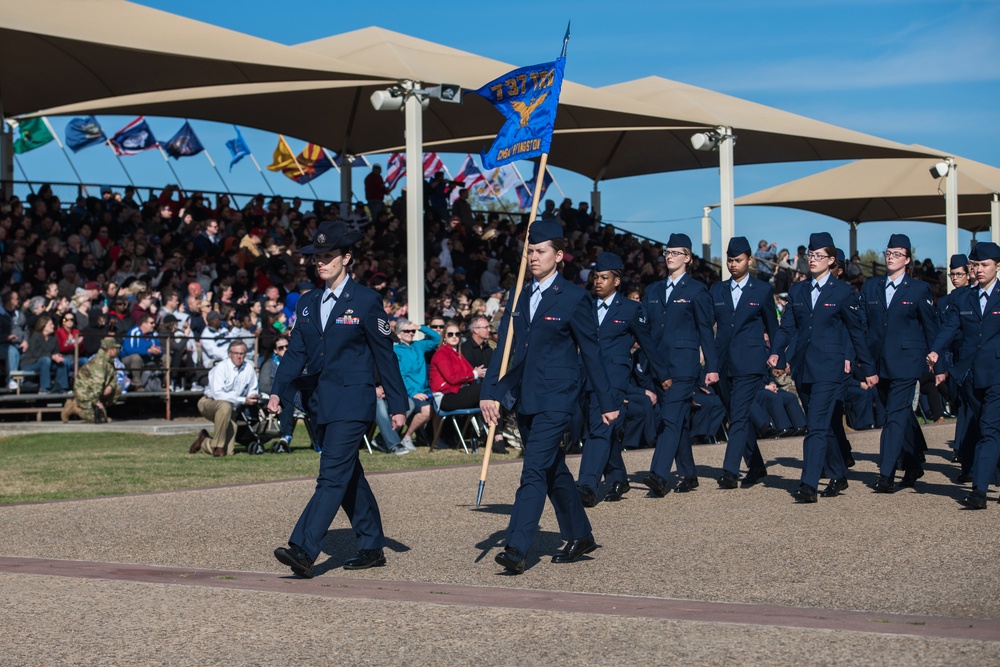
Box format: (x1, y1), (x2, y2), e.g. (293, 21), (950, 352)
(945, 158), (958, 293)
(992, 193), (999, 245)
(404, 81), (426, 325)
(590, 180), (601, 218)
(849, 221), (858, 258)
(0, 128), (12, 199)
(701, 206), (712, 262)
(718, 127), (735, 280)
(340, 155), (353, 219)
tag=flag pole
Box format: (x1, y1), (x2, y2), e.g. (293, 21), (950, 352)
(157, 145), (187, 192)
(248, 153), (277, 196)
(12, 155), (35, 195)
(283, 138), (322, 201)
(104, 137), (135, 187)
(203, 148), (235, 201)
(41, 117), (90, 197)
(477, 150), (551, 507)
(545, 164), (566, 200)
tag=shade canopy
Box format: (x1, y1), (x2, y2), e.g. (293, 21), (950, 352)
(0, 0), (389, 117)
(730, 152), (1000, 232)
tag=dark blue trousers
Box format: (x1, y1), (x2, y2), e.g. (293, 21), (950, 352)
(973, 383), (1000, 493)
(507, 411), (592, 554)
(718, 373), (765, 475)
(621, 390), (656, 448)
(290, 419), (384, 560)
(578, 392), (627, 491)
(797, 380), (848, 489)
(876, 378), (920, 479)
(957, 375), (980, 474)
(650, 377), (697, 479)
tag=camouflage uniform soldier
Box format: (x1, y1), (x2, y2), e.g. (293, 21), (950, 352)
(62, 338), (123, 423)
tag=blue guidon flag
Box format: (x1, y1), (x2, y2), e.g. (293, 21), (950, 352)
(472, 27), (569, 170)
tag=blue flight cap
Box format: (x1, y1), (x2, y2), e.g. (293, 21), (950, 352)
(835, 248), (846, 264)
(808, 232), (834, 251)
(887, 233), (911, 251)
(298, 220), (363, 255)
(665, 233), (692, 250)
(949, 254), (969, 270)
(970, 242), (1000, 262)
(595, 252), (623, 273)
(527, 219), (564, 245)
(726, 236), (751, 258)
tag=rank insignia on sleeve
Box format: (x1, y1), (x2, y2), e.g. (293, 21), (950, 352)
(377, 318), (391, 336)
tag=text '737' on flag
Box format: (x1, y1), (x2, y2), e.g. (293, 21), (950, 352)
(472, 57), (565, 170)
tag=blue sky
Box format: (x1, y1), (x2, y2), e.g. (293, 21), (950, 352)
(13, 0), (1000, 264)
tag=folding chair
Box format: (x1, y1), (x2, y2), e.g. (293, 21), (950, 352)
(431, 407), (482, 454)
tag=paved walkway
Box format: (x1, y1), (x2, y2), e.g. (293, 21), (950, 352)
(1, 423), (998, 665)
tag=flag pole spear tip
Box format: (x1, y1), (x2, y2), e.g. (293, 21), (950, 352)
(561, 21), (571, 57)
(476, 480), (485, 507)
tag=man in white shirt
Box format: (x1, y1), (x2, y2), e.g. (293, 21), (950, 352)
(199, 311), (230, 370)
(189, 340), (259, 457)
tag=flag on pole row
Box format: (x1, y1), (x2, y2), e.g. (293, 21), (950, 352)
(65, 116), (106, 152)
(450, 154), (486, 204)
(225, 126), (251, 171)
(474, 164), (519, 202)
(514, 162), (554, 210)
(471, 56), (566, 170)
(423, 152), (445, 178)
(163, 121), (204, 159)
(331, 153), (371, 169)
(109, 117), (159, 156)
(12, 117), (55, 154)
(384, 152), (405, 191)
(266, 136), (334, 184)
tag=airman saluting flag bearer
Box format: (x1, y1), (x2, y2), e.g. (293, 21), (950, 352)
(860, 234), (942, 493)
(768, 232), (878, 503)
(577, 252), (669, 506)
(928, 241), (1000, 509)
(710, 237), (780, 489)
(268, 220), (409, 577)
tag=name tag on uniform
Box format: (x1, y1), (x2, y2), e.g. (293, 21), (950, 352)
(543, 316), (562, 321)
(714, 301), (725, 306)
(335, 316), (361, 325)
(960, 310), (974, 315)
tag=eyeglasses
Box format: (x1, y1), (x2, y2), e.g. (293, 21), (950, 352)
(400, 329), (417, 334)
(884, 251), (908, 260)
(662, 250), (687, 258)
(275, 345), (288, 351)
(429, 324), (445, 330)
(948, 271), (967, 278)
(807, 252), (830, 260)
(445, 332), (461, 338)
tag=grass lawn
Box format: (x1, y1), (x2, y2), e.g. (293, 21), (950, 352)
(0, 424), (518, 504)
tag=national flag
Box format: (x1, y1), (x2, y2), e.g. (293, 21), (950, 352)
(65, 116), (106, 153)
(331, 153), (371, 169)
(109, 116), (159, 156)
(266, 135), (298, 173)
(450, 154), (486, 204)
(422, 152), (445, 179)
(514, 162), (554, 209)
(163, 121), (204, 159)
(475, 164), (520, 202)
(225, 126), (251, 171)
(384, 152), (405, 191)
(472, 56), (566, 170)
(12, 117), (55, 154)
(289, 144), (333, 184)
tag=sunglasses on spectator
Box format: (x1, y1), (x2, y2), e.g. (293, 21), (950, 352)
(400, 329), (417, 334)
(429, 324), (445, 329)
(275, 345), (288, 351)
(445, 332), (461, 338)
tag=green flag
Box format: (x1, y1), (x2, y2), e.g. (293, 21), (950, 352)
(13, 117), (55, 154)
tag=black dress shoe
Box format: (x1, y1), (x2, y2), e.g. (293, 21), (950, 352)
(778, 427), (797, 438)
(740, 467), (768, 488)
(899, 468), (924, 488)
(758, 426), (776, 438)
(955, 472), (973, 484)
(960, 490), (988, 510)
(717, 471), (738, 489)
(792, 484), (818, 503)
(274, 545), (314, 578)
(495, 546), (526, 574)
(844, 453), (856, 468)
(604, 481), (628, 502)
(951, 452), (962, 463)
(642, 472), (669, 497)
(577, 485), (598, 507)
(872, 475), (896, 494)
(552, 534), (597, 563)
(343, 549), (386, 570)
(676, 476), (699, 493)
(794, 427), (808, 437)
(821, 478), (849, 497)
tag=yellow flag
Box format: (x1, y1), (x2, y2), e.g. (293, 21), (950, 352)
(266, 135), (298, 173)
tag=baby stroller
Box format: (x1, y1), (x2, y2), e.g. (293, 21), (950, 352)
(235, 403), (282, 455)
